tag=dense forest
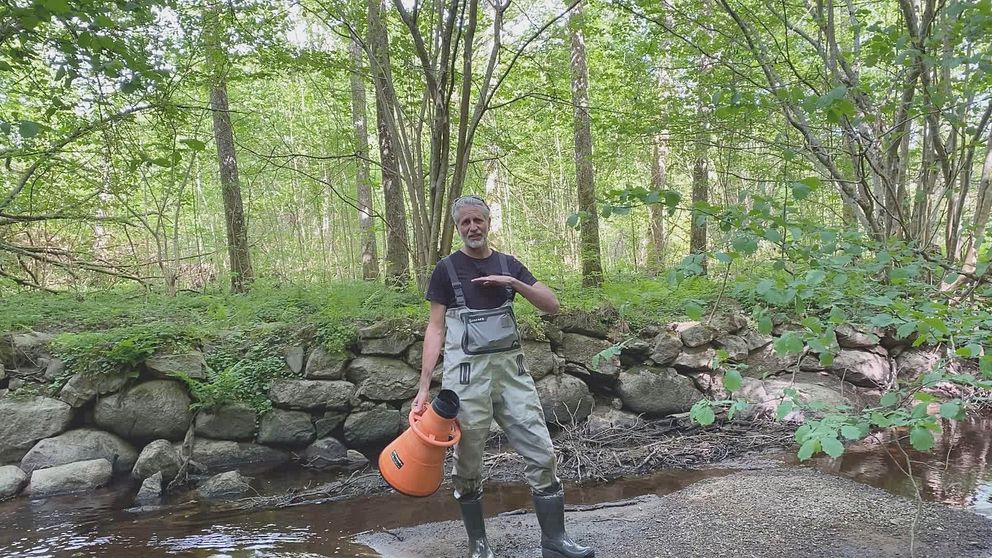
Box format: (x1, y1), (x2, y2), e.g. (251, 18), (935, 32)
(1, 0), (992, 473)
(2, 0), (988, 294)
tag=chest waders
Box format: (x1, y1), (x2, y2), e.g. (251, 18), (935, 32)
(441, 254), (593, 558)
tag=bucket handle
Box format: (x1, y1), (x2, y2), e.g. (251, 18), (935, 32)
(408, 410), (461, 448)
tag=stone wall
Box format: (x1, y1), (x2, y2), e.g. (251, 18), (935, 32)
(0, 313), (952, 501)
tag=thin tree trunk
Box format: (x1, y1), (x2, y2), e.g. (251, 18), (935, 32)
(368, 0), (411, 286)
(690, 98), (709, 275)
(205, 5), (253, 293)
(350, 34), (379, 281)
(567, 0), (603, 287)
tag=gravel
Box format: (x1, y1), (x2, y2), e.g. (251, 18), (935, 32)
(358, 467), (992, 558)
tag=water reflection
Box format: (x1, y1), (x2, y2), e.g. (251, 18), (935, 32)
(805, 416), (992, 515)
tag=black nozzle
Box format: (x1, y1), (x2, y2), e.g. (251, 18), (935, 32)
(432, 389), (460, 419)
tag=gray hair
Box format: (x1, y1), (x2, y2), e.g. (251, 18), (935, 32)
(450, 195), (490, 223)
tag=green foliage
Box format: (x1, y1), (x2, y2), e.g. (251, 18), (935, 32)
(53, 323), (205, 377)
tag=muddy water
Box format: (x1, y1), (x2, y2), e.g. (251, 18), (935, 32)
(1, 417), (990, 557)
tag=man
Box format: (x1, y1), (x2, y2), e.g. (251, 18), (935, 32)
(413, 195), (594, 558)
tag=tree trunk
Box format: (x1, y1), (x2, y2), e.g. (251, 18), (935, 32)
(567, 0), (603, 287)
(689, 98), (709, 275)
(648, 136), (668, 271)
(369, 0), (410, 286)
(350, 34), (379, 281)
(205, 5), (253, 293)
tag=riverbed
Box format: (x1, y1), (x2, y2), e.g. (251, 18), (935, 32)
(2, 417), (991, 557)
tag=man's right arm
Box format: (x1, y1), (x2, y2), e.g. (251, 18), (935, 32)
(413, 301), (446, 413)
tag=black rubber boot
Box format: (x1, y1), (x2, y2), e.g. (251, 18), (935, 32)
(533, 489), (594, 558)
(459, 495), (496, 558)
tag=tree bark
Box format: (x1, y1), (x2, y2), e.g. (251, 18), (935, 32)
(567, 0), (603, 287)
(205, 5), (253, 293)
(350, 34), (379, 281)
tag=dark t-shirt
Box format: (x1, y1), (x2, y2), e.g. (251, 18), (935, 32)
(425, 250), (538, 309)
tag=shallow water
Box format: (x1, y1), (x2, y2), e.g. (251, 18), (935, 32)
(1, 417), (990, 557)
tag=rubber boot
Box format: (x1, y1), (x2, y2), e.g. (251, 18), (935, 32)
(533, 489), (594, 558)
(459, 495), (496, 558)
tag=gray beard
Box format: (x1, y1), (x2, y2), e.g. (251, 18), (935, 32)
(463, 236), (487, 249)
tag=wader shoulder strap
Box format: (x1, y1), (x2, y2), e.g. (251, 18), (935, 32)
(441, 256), (466, 308)
(497, 253), (514, 299)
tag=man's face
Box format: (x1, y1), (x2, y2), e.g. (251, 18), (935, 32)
(456, 205), (490, 250)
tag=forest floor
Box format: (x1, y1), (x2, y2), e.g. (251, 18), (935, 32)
(356, 467), (992, 558)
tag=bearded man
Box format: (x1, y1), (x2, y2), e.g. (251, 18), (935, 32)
(412, 195), (594, 558)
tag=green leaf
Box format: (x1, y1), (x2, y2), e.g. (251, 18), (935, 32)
(758, 315), (773, 335)
(565, 213), (580, 229)
(180, 138), (206, 151)
(980, 355), (992, 378)
(841, 425), (862, 440)
(774, 332), (805, 355)
(690, 401), (716, 426)
(714, 252), (734, 265)
(797, 438), (820, 461)
(776, 399), (795, 420)
(939, 401), (963, 420)
(805, 270), (827, 285)
(821, 437), (845, 458)
(685, 302), (704, 321)
(896, 320), (918, 339)
(880, 391), (899, 407)
(909, 427), (935, 451)
(955, 344), (984, 358)
(791, 182), (812, 200)
(18, 120), (42, 138)
(724, 369), (743, 392)
(828, 306), (846, 324)
(910, 402), (929, 419)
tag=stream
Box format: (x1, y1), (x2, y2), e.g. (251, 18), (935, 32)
(2, 416), (990, 557)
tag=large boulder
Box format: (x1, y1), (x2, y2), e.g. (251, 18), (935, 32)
(194, 405), (257, 440)
(740, 330), (773, 352)
(144, 352), (208, 380)
(550, 309), (608, 338)
(522, 340), (556, 380)
(0, 465), (27, 499)
(834, 324), (881, 349)
(714, 335), (749, 362)
(673, 346), (717, 372)
(535, 374), (594, 426)
(257, 409), (315, 446)
(675, 322), (717, 348)
(895, 348), (944, 380)
(343, 405), (400, 447)
(26, 458), (112, 497)
(304, 347), (351, 380)
(268, 379), (354, 411)
(347, 357), (420, 401)
(559, 333), (621, 380)
(743, 344), (796, 378)
(93, 380), (192, 442)
(813, 349), (892, 388)
(131, 439), (182, 480)
(197, 471), (253, 499)
(58, 371), (129, 408)
(300, 437), (369, 471)
(359, 332), (416, 357)
(0, 396), (74, 462)
(617, 366), (704, 416)
(649, 332), (683, 366)
(184, 439), (289, 472)
(738, 372), (867, 422)
(20, 428), (137, 474)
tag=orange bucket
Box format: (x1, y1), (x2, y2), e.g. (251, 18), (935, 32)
(378, 390), (461, 497)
